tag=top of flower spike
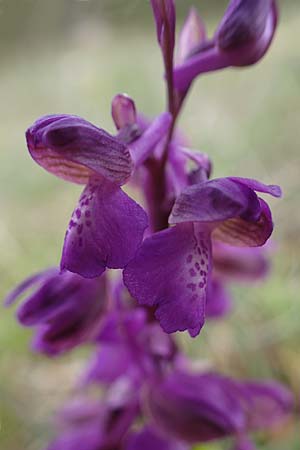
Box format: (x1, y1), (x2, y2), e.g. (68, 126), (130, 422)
(26, 114), (133, 186)
(151, 0), (176, 53)
(173, 0), (278, 91)
(217, 0), (275, 52)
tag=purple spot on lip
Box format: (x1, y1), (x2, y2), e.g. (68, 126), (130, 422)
(186, 254), (193, 263)
(86, 220), (92, 227)
(199, 282), (204, 288)
(189, 268), (197, 277)
(75, 208), (81, 219)
(77, 224), (83, 235)
(187, 283), (197, 292)
(85, 210), (91, 218)
(69, 220), (77, 229)
(201, 259), (205, 265)
(195, 262), (200, 271)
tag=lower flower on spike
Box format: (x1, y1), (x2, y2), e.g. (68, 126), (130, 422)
(124, 177), (281, 336)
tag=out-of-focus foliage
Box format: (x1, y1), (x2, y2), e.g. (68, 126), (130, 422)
(0, 1), (299, 450)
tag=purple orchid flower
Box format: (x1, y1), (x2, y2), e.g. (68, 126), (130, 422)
(4, 268), (107, 355)
(173, 0), (278, 91)
(82, 306), (177, 386)
(205, 278), (232, 319)
(143, 370), (293, 444)
(47, 380), (139, 450)
(124, 177), (281, 336)
(205, 242), (270, 319)
(213, 241), (270, 282)
(26, 114), (148, 278)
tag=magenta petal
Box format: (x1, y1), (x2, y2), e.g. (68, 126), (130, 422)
(124, 223), (212, 336)
(169, 178), (260, 225)
(228, 177), (282, 198)
(61, 178), (148, 278)
(83, 344), (133, 385)
(213, 198), (274, 247)
(243, 380), (294, 430)
(3, 268), (55, 307)
(26, 114), (133, 185)
(143, 371), (247, 443)
(216, 0), (277, 60)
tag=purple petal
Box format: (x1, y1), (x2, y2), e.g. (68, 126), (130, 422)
(216, 0), (277, 56)
(82, 344), (134, 385)
(212, 198), (274, 247)
(143, 371), (247, 443)
(124, 223), (212, 336)
(173, 1), (278, 91)
(242, 380), (294, 430)
(46, 428), (103, 450)
(28, 276), (107, 355)
(169, 178), (261, 225)
(177, 7), (207, 64)
(126, 427), (188, 450)
(213, 242), (269, 281)
(3, 268), (55, 307)
(206, 278), (232, 319)
(111, 94), (137, 130)
(26, 114), (133, 185)
(61, 178), (148, 278)
(130, 112), (172, 167)
(16, 270), (87, 326)
(228, 177), (282, 198)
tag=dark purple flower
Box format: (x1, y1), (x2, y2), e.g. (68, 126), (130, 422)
(82, 307), (176, 386)
(173, 0), (278, 91)
(124, 177), (281, 336)
(126, 426), (188, 450)
(143, 371), (248, 443)
(205, 278), (232, 319)
(26, 114), (149, 278)
(142, 370), (293, 444)
(47, 380), (139, 450)
(5, 268), (107, 355)
(242, 380), (294, 430)
(213, 242), (270, 282)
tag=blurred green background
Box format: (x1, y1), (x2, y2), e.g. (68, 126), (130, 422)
(0, 1), (299, 449)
